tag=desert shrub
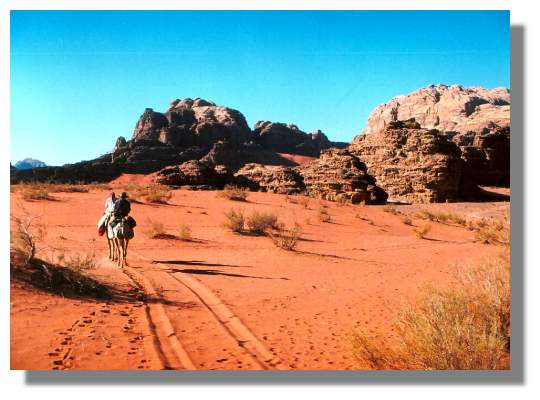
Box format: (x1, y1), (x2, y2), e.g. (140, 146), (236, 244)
(285, 195), (298, 204)
(223, 208), (245, 233)
(89, 182), (113, 191)
(415, 209), (469, 227)
(355, 214), (374, 225)
(298, 197), (310, 209)
(336, 195), (348, 206)
(10, 210), (46, 264)
(63, 184), (89, 193)
(19, 183), (54, 201)
(218, 185), (249, 202)
(383, 205), (400, 215)
(318, 207), (331, 223)
(246, 211), (279, 235)
(142, 184), (172, 204)
(413, 223), (431, 239)
(178, 224), (192, 241)
(62, 252), (98, 271)
(401, 216), (413, 226)
(144, 218), (171, 239)
(269, 222), (302, 251)
(352, 256), (510, 370)
(474, 219), (509, 246)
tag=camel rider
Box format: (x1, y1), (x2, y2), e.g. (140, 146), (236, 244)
(114, 192), (131, 219)
(105, 192), (116, 214)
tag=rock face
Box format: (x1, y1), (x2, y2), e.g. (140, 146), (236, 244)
(155, 160), (228, 189)
(14, 158), (47, 170)
(298, 149), (388, 204)
(350, 119), (466, 203)
(234, 164), (305, 195)
(357, 84), (510, 188)
(361, 84), (510, 139)
(253, 121), (346, 157)
(231, 149), (387, 204)
(133, 99), (252, 147)
(11, 97), (348, 184)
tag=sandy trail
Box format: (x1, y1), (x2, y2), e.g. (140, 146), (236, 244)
(10, 186), (509, 370)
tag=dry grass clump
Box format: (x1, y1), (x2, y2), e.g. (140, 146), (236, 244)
(413, 223), (431, 239)
(401, 216), (413, 226)
(218, 185), (249, 202)
(178, 224), (192, 241)
(223, 208), (246, 233)
(246, 211), (279, 235)
(144, 218), (174, 239)
(60, 252), (98, 271)
(18, 183), (55, 201)
(383, 205), (401, 215)
(352, 255), (510, 370)
(318, 207), (331, 223)
(355, 214), (374, 225)
(269, 222), (302, 251)
(415, 209), (467, 227)
(285, 195), (298, 204)
(140, 184), (173, 204)
(50, 183), (89, 193)
(474, 219), (509, 246)
(298, 196), (310, 209)
(88, 182), (113, 191)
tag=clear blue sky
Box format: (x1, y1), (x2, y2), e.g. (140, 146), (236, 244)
(10, 10), (510, 166)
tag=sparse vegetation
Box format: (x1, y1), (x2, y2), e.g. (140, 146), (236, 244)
(269, 222), (302, 251)
(218, 185), (249, 202)
(246, 211), (279, 235)
(62, 252), (98, 271)
(144, 218), (172, 239)
(383, 205), (401, 215)
(178, 224), (192, 241)
(474, 219), (509, 246)
(141, 184), (173, 204)
(352, 255), (510, 370)
(223, 208), (246, 233)
(18, 183), (55, 201)
(401, 216), (413, 226)
(10, 208), (46, 264)
(298, 197), (310, 209)
(355, 213), (374, 225)
(318, 207), (331, 223)
(413, 223), (431, 239)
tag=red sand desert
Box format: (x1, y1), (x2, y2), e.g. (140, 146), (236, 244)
(10, 183), (509, 370)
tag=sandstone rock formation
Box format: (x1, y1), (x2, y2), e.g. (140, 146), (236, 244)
(252, 121), (345, 157)
(155, 160), (227, 189)
(231, 149), (387, 204)
(132, 98), (252, 147)
(298, 149), (388, 204)
(350, 119), (467, 203)
(356, 84), (510, 188)
(233, 164), (305, 195)
(360, 84), (510, 140)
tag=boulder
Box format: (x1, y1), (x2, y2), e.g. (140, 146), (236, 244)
(298, 148), (387, 204)
(233, 164), (305, 195)
(155, 160), (226, 188)
(350, 119), (466, 203)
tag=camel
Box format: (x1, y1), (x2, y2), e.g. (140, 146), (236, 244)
(105, 215), (118, 262)
(110, 217), (134, 268)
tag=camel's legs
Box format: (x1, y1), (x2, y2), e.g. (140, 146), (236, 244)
(123, 239), (130, 267)
(107, 236), (112, 260)
(114, 238), (122, 267)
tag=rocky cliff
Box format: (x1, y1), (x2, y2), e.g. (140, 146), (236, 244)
(355, 84), (510, 188)
(350, 119), (469, 203)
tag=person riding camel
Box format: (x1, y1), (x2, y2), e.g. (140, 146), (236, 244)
(114, 192), (131, 219)
(105, 192), (116, 214)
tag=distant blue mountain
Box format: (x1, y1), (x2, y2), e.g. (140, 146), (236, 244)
(14, 158), (47, 170)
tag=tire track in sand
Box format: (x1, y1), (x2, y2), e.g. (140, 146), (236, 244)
(122, 265), (197, 370)
(130, 250), (286, 370)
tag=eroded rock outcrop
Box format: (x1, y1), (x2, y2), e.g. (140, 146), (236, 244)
(350, 119), (467, 203)
(253, 121), (346, 157)
(233, 164), (305, 195)
(361, 84), (510, 139)
(298, 149), (388, 204)
(357, 84), (510, 188)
